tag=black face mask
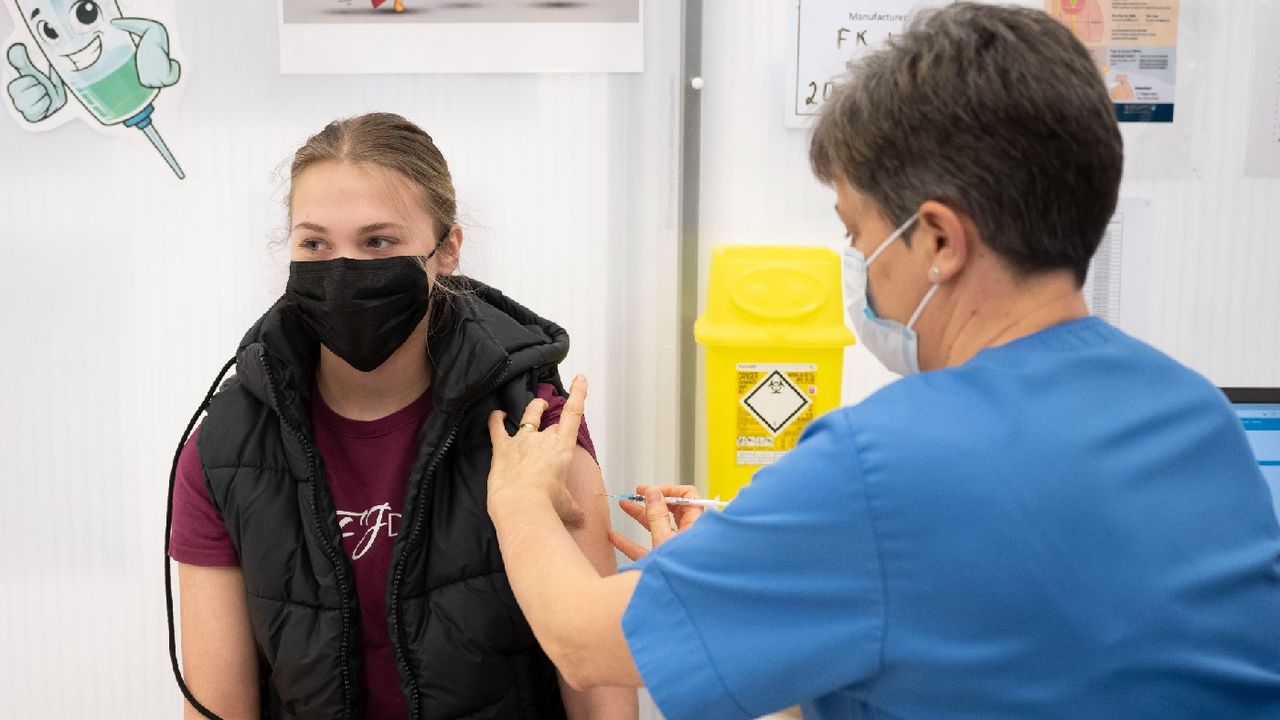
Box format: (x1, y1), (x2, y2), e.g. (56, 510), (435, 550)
(285, 256), (431, 372)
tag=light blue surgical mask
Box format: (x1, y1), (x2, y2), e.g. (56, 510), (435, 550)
(842, 212), (940, 376)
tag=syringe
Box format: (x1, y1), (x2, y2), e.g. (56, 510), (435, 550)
(602, 492), (729, 509)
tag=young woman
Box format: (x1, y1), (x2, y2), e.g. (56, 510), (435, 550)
(165, 113), (635, 719)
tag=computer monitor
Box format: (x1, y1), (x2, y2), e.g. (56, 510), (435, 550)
(1222, 388), (1280, 522)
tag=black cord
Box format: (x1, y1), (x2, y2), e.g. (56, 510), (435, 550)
(165, 356), (238, 720)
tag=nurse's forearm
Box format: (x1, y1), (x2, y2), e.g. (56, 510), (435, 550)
(489, 488), (644, 689)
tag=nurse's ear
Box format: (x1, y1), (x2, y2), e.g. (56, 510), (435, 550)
(915, 200), (973, 283)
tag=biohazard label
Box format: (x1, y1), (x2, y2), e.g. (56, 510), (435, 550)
(736, 363), (817, 466)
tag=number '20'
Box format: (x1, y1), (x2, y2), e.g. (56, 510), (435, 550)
(804, 81), (835, 105)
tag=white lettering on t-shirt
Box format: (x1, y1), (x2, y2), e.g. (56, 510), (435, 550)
(336, 503), (401, 560)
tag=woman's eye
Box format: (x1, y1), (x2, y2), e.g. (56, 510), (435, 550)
(300, 238), (324, 251)
(366, 237), (395, 250)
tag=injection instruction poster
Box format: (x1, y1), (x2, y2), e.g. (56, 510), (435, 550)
(786, 0), (915, 128)
(1046, 0), (1180, 122)
(736, 363), (817, 466)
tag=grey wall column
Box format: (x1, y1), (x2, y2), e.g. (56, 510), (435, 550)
(679, 0), (703, 486)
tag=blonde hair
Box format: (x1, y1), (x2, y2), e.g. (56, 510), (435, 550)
(289, 112), (458, 258)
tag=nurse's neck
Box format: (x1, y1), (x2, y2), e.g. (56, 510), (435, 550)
(316, 314), (433, 422)
(919, 256), (1089, 371)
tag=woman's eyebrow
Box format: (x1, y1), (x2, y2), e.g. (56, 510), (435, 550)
(356, 222), (407, 235)
(291, 222), (408, 234)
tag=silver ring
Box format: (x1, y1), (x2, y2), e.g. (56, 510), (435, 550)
(518, 423), (538, 432)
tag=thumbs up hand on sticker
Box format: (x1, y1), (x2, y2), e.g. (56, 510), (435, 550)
(6, 43), (67, 123)
(110, 18), (181, 88)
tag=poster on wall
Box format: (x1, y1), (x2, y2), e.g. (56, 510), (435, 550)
(785, 0), (915, 129)
(1244, 0), (1280, 177)
(1045, 0), (1180, 123)
(2, 0), (186, 178)
(278, 0), (643, 74)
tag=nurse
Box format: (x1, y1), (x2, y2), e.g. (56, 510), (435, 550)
(484, 3), (1280, 719)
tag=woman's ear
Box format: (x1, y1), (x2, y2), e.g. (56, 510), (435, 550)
(917, 200), (969, 282)
(436, 225), (464, 275)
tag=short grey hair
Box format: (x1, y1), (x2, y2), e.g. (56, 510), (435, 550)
(810, 2), (1123, 286)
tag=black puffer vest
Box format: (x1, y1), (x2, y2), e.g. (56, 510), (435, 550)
(170, 278), (571, 719)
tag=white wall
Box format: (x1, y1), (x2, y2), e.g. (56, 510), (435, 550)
(694, 0), (1280, 476)
(0, 1), (682, 716)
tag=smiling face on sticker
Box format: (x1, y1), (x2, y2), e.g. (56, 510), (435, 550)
(14, 0), (129, 78)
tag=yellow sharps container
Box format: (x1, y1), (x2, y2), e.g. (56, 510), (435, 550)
(694, 246), (855, 502)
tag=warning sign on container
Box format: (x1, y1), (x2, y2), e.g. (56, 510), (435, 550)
(736, 363), (817, 466)
(743, 370), (811, 433)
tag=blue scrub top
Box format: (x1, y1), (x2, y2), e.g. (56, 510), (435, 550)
(622, 317), (1280, 720)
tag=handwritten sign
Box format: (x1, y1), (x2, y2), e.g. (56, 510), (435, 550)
(785, 0), (916, 128)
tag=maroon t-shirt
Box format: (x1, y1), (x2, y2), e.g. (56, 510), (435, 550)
(170, 383), (594, 720)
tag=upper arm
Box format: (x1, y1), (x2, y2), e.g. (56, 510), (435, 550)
(535, 381), (606, 565)
(564, 446), (617, 577)
(177, 563), (260, 720)
(169, 430), (240, 567)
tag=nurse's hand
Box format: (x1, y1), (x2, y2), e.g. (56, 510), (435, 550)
(610, 485), (704, 561)
(487, 375), (587, 528)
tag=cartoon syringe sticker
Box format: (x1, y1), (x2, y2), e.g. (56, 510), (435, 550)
(6, 0), (184, 178)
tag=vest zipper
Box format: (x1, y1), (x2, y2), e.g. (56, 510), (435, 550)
(258, 349), (358, 719)
(389, 358), (514, 720)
